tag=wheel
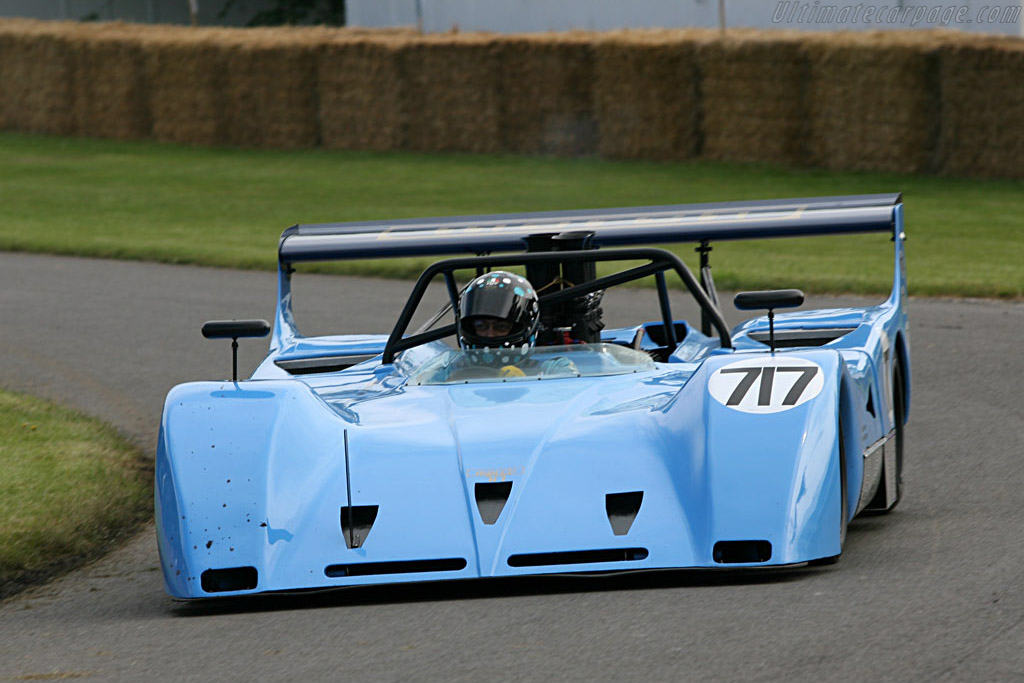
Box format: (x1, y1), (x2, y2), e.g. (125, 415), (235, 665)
(888, 360), (906, 510)
(838, 419), (848, 549)
(866, 359), (906, 513)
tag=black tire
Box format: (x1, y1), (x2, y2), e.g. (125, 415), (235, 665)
(865, 359), (906, 513)
(839, 419), (848, 549)
(888, 360), (906, 510)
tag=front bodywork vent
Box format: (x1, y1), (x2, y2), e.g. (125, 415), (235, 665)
(606, 491), (644, 535)
(325, 558), (467, 577)
(475, 481), (513, 525)
(201, 566), (258, 593)
(275, 354), (378, 375)
(713, 541), (772, 564)
(340, 505), (379, 549)
(748, 327), (855, 348)
(508, 548), (648, 567)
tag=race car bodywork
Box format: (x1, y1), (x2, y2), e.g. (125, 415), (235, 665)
(156, 194), (910, 598)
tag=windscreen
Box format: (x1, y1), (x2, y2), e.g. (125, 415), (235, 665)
(406, 343), (656, 386)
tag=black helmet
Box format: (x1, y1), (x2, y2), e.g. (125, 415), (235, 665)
(458, 271), (540, 353)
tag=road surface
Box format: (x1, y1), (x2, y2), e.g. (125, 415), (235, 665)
(1, 252), (1021, 681)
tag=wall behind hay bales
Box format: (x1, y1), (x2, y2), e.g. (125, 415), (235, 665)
(1, 19), (1022, 179)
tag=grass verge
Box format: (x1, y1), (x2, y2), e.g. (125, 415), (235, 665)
(0, 132), (1021, 298)
(0, 389), (151, 599)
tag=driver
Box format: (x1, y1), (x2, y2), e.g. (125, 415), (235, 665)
(458, 271), (539, 362)
(449, 271), (575, 379)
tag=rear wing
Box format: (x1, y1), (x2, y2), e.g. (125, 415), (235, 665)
(278, 194), (902, 264)
(272, 193), (906, 351)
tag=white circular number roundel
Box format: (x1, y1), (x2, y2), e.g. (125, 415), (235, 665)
(708, 357), (824, 414)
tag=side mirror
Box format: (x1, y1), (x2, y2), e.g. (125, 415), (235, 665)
(733, 289), (804, 311)
(733, 290), (804, 353)
(201, 319), (270, 381)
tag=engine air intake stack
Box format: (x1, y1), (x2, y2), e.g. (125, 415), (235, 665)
(524, 231), (604, 345)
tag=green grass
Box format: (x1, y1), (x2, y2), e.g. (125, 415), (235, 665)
(0, 389), (150, 598)
(0, 132), (1021, 297)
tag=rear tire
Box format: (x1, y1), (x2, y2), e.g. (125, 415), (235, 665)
(866, 359), (906, 513)
(890, 360), (906, 508)
(839, 420), (848, 549)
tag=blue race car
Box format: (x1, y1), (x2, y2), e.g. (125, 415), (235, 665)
(156, 194), (910, 598)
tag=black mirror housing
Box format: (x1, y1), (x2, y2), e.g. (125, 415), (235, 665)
(733, 290), (804, 354)
(201, 319), (270, 381)
(202, 319), (271, 340)
(733, 289), (804, 311)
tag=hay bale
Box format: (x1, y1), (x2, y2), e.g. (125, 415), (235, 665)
(138, 24), (361, 149)
(498, 34), (596, 156)
(594, 33), (703, 161)
(318, 37), (405, 150)
(400, 35), (502, 154)
(0, 25), (18, 130)
(221, 36), (320, 148)
(805, 32), (940, 173)
(0, 21), (75, 135)
(69, 29), (151, 140)
(938, 36), (1024, 178)
(698, 32), (809, 165)
(142, 30), (229, 146)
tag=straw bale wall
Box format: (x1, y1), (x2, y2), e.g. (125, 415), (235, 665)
(401, 37), (502, 153)
(144, 33), (228, 145)
(319, 39), (404, 150)
(221, 37), (320, 148)
(594, 35), (702, 161)
(0, 21), (75, 135)
(1, 20), (1023, 178)
(70, 29), (150, 139)
(804, 33), (941, 173)
(938, 37), (1024, 178)
(498, 36), (596, 156)
(698, 34), (808, 165)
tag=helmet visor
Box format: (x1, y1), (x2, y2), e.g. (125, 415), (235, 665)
(460, 281), (524, 322)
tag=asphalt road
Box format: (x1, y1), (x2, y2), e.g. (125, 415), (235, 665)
(1, 252), (1022, 682)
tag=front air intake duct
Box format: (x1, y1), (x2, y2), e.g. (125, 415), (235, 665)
(200, 566), (258, 593)
(340, 505), (379, 549)
(605, 491), (644, 536)
(475, 481), (513, 525)
(713, 541), (772, 564)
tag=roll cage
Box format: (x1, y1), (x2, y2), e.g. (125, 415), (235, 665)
(381, 247), (732, 364)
